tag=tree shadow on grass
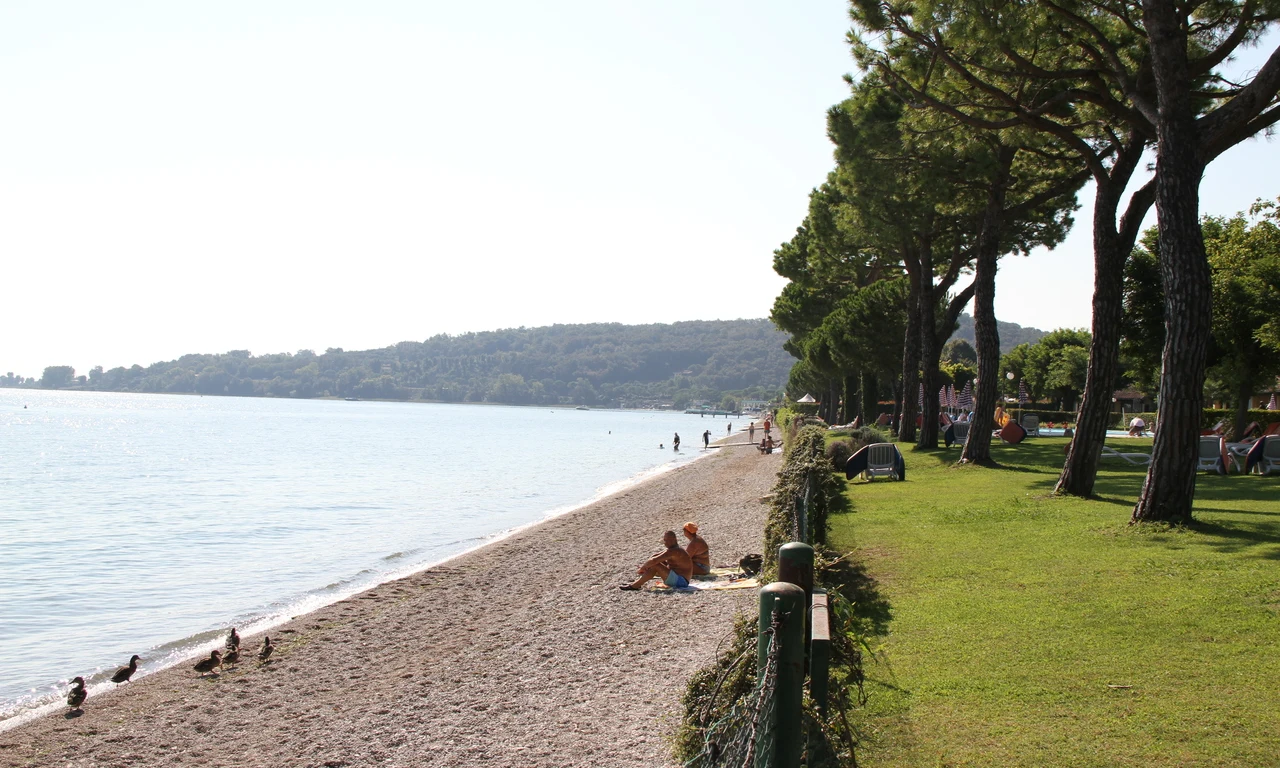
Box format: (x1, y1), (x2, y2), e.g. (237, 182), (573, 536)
(821, 557), (893, 637)
(1184, 517), (1280, 560)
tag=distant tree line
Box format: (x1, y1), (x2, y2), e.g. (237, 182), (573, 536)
(4, 320), (791, 409)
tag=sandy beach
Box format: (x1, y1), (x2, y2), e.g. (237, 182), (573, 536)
(1, 439), (779, 768)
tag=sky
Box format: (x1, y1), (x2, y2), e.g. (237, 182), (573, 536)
(2, 2), (1277, 378)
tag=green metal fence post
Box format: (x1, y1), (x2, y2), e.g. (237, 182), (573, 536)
(776, 542), (814, 603)
(757, 582), (806, 768)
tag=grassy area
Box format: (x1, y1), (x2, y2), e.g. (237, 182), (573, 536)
(831, 437), (1280, 767)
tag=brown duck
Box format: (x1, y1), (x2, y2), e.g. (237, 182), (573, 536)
(257, 636), (275, 662)
(226, 627), (240, 652)
(193, 650), (222, 676)
(222, 646), (241, 665)
(110, 655), (141, 684)
(66, 677), (87, 710)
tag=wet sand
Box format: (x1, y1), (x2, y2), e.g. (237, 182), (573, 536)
(0, 440), (778, 768)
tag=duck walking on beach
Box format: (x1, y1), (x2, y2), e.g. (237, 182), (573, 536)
(66, 677), (87, 710)
(226, 627), (240, 652)
(257, 636), (275, 662)
(222, 646), (241, 666)
(193, 650), (222, 676)
(110, 655), (141, 684)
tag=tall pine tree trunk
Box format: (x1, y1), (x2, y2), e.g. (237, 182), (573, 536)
(898, 271), (922, 443)
(1232, 378), (1253, 443)
(844, 374), (858, 425)
(1132, 0), (1211, 525)
(918, 284), (942, 450)
(961, 146), (1013, 464)
(1057, 137), (1156, 497)
(1057, 201), (1128, 495)
(860, 371), (877, 426)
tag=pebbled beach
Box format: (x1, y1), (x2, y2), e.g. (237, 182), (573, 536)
(1, 440), (779, 768)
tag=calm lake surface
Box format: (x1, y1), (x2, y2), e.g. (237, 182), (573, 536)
(0, 390), (744, 726)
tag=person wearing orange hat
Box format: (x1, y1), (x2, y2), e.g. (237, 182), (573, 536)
(682, 522), (710, 576)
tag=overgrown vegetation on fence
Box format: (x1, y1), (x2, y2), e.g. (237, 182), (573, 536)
(675, 424), (868, 767)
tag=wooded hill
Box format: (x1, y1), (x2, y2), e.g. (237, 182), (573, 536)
(15, 320), (792, 408)
(949, 312), (1047, 354)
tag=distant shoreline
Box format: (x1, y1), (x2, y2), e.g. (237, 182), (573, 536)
(0, 386), (763, 416)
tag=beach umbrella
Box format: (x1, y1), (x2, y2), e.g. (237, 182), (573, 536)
(949, 385), (959, 410)
(959, 381), (973, 410)
(1269, 393), (1277, 410)
(939, 387), (947, 408)
(1018, 378), (1030, 405)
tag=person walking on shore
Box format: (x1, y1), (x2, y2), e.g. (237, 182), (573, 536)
(749, 423), (756, 443)
(620, 531), (694, 590)
(702, 429), (711, 449)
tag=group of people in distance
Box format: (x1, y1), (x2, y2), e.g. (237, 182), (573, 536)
(620, 522), (710, 590)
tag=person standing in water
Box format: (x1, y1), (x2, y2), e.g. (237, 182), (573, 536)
(673, 433), (680, 451)
(702, 429), (711, 448)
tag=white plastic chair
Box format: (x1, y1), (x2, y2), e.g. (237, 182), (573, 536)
(1021, 413), (1040, 437)
(1261, 438), (1280, 476)
(865, 443), (900, 481)
(1197, 436), (1225, 474)
(952, 422), (970, 446)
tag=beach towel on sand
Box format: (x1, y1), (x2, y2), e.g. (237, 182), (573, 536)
(651, 568), (759, 592)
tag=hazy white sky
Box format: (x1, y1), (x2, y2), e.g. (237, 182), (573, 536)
(2, 2), (1277, 377)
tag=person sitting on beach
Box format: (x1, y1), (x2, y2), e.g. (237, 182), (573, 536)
(682, 522), (710, 576)
(1128, 416), (1147, 437)
(620, 531), (694, 590)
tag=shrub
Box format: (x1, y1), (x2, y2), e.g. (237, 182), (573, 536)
(826, 439), (856, 471)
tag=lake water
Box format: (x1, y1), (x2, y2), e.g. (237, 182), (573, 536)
(0, 390), (746, 728)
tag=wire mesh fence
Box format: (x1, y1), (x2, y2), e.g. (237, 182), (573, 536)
(684, 610), (782, 768)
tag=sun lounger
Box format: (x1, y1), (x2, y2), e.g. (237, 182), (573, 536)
(844, 442), (905, 481)
(1021, 413), (1040, 437)
(1100, 445), (1151, 466)
(999, 421), (1027, 444)
(1245, 435), (1280, 475)
(1197, 435), (1228, 474)
(944, 422), (969, 448)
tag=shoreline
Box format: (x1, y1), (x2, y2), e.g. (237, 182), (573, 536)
(0, 437), (779, 768)
(0, 444), (720, 734)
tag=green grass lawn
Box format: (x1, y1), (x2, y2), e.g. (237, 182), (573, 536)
(831, 438), (1280, 767)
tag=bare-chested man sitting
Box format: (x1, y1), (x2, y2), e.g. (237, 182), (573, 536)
(682, 522), (711, 575)
(620, 530), (694, 590)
